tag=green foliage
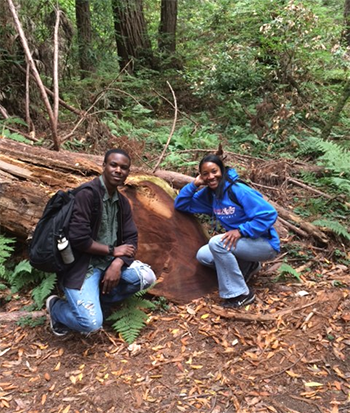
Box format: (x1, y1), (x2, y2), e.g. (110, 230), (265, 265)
(0, 235), (15, 278)
(1, 259), (57, 309)
(298, 137), (350, 194)
(17, 315), (46, 328)
(107, 289), (156, 344)
(312, 219), (350, 241)
(275, 263), (302, 282)
(0, 117), (31, 143)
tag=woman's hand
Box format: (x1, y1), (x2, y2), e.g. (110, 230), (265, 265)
(221, 229), (241, 250)
(194, 174), (205, 187)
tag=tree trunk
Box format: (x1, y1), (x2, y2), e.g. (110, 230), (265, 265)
(158, 0), (177, 54)
(158, 0), (182, 69)
(111, 0), (155, 72)
(343, 0), (350, 46)
(75, 0), (95, 78)
(0, 138), (217, 304)
(321, 78), (350, 140)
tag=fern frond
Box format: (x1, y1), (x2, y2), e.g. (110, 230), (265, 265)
(108, 295), (156, 344)
(312, 219), (350, 241)
(277, 263), (301, 282)
(330, 177), (350, 194)
(0, 236), (15, 276)
(8, 260), (36, 292)
(31, 273), (57, 309)
(308, 137), (350, 176)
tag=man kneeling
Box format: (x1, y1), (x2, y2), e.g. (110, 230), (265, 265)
(46, 148), (156, 336)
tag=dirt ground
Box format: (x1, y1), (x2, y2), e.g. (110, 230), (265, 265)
(1, 264), (350, 413)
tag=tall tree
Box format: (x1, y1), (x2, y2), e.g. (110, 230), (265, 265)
(111, 0), (155, 72)
(158, 0), (177, 54)
(75, 0), (95, 77)
(158, 0), (182, 69)
(344, 0), (350, 46)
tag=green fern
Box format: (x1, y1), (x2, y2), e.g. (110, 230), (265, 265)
(312, 219), (350, 241)
(298, 137), (350, 194)
(315, 139), (350, 176)
(1, 259), (57, 309)
(107, 290), (156, 344)
(276, 263), (302, 282)
(0, 235), (15, 277)
(31, 273), (57, 308)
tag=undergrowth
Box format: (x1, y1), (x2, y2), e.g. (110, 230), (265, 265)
(0, 237), (162, 342)
(107, 288), (160, 344)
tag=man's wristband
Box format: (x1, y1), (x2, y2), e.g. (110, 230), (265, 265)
(108, 245), (114, 256)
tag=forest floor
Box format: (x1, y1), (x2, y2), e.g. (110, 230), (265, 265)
(1, 265), (350, 413)
(1, 149), (350, 413)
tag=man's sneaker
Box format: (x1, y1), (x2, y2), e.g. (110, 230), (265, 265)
(222, 289), (255, 309)
(244, 262), (261, 284)
(46, 295), (69, 337)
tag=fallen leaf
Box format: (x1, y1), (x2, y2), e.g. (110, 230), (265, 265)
(304, 381), (324, 387)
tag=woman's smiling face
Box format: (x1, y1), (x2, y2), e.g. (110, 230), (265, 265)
(200, 161), (223, 190)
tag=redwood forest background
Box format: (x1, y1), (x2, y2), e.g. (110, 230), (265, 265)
(0, 1), (350, 412)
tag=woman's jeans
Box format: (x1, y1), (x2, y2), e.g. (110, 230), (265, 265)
(197, 234), (277, 299)
(50, 261), (156, 334)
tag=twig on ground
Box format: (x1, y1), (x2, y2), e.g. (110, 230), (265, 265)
(287, 177), (333, 199)
(210, 300), (318, 322)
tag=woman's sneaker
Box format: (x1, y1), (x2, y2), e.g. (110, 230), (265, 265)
(46, 295), (69, 336)
(222, 289), (255, 309)
(244, 262), (261, 283)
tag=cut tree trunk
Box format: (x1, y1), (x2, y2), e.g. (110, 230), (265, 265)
(0, 137), (217, 304)
(0, 137), (329, 303)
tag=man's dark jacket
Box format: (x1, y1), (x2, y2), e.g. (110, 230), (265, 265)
(60, 177), (138, 289)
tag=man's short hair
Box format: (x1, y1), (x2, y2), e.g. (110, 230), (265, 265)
(104, 148), (131, 164)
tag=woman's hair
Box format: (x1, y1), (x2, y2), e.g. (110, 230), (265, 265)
(199, 154), (228, 199)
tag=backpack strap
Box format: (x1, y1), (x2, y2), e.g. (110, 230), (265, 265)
(71, 183), (100, 222)
(225, 175), (251, 208)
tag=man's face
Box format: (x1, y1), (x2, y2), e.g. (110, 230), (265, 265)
(103, 153), (130, 190)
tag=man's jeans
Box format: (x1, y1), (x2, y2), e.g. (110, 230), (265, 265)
(197, 234), (278, 299)
(50, 261), (155, 334)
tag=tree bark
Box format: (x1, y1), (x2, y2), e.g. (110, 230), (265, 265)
(111, 0), (155, 72)
(321, 78), (350, 140)
(158, 0), (177, 53)
(75, 0), (95, 77)
(158, 0), (182, 69)
(0, 138), (217, 304)
(343, 0), (350, 46)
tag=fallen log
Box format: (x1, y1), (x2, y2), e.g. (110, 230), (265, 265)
(0, 137), (217, 304)
(0, 137), (330, 303)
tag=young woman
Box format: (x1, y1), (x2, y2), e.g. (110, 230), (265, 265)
(174, 154), (280, 308)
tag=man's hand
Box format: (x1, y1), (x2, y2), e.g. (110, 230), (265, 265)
(221, 229), (241, 250)
(101, 258), (123, 294)
(113, 244), (135, 257)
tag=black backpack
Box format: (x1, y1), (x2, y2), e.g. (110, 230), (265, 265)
(29, 184), (99, 273)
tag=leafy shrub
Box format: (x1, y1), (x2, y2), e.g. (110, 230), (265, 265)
(1, 259), (57, 310)
(298, 137), (350, 194)
(0, 235), (15, 290)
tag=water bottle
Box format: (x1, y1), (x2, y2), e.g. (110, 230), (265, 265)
(57, 231), (75, 265)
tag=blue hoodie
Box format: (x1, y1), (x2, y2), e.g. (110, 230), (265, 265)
(174, 168), (280, 252)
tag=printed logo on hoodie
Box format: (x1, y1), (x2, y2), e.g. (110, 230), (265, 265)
(214, 206), (236, 217)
